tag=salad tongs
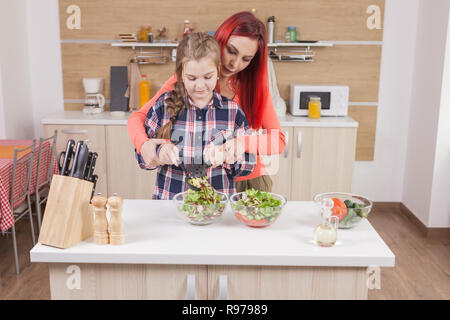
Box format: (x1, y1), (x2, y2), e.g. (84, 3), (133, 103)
(179, 161), (211, 192)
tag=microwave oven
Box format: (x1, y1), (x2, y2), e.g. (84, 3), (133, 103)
(289, 84), (349, 116)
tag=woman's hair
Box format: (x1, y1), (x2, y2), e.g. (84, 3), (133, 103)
(214, 11), (268, 129)
(156, 32), (221, 139)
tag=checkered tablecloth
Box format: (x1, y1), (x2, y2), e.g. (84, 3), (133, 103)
(0, 140), (58, 232)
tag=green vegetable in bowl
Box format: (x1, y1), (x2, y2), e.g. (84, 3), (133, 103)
(338, 199), (366, 228)
(180, 177), (225, 224)
(185, 177), (222, 205)
(234, 189), (283, 225)
(237, 188), (282, 207)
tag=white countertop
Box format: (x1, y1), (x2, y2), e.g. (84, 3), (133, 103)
(30, 200), (394, 267)
(41, 111), (358, 128)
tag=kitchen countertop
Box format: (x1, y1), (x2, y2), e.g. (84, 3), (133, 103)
(41, 111), (358, 128)
(30, 200), (394, 267)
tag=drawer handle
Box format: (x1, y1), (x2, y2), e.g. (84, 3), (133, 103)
(187, 274), (196, 300)
(297, 131), (302, 158)
(61, 129), (88, 134)
(283, 130), (289, 158)
(219, 274), (227, 300)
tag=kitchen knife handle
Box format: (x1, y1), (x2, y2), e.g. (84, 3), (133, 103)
(60, 139), (75, 176)
(69, 141), (84, 176)
(62, 129), (88, 135)
(57, 151), (65, 173)
(72, 144), (89, 179)
(297, 131), (302, 159)
(90, 174), (98, 200)
(186, 274), (196, 300)
(219, 274), (227, 300)
(86, 152), (98, 180)
(283, 130), (289, 158)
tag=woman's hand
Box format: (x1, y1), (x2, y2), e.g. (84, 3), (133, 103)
(204, 138), (245, 167)
(158, 142), (180, 166)
(140, 139), (169, 166)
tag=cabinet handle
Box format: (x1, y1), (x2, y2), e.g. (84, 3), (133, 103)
(187, 274), (196, 300)
(61, 129), (88, 134)
(297, 131), (302, 158)
(283, 130), (289, 158)
(219, 274), (227, 300)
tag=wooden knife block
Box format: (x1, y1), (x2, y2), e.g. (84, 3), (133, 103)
(38, 175), (94, 249)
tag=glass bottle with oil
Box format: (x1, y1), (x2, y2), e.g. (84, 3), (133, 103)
(314, 198), (338, 247)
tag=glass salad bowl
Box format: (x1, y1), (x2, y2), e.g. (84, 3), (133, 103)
(313, 192), (373, 229)
(230, 189), (287, 228)
(173, 190), (228, 225)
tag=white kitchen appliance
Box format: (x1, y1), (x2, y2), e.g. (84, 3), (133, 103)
(83, 78), (105, 114)
(289, 84), (349, 116)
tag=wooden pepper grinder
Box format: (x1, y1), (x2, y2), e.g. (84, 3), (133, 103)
(92, 194), (109, 245)
(108, 194), (124, 245)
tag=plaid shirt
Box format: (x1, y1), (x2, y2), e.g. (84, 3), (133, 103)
(136, 90), (256, 200)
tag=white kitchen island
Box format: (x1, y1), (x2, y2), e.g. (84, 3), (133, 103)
(30, 200), (395, 300)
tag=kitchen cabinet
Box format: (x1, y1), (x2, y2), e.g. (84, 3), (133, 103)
(291, 127), (357, 200)
(45, 124), (108, 195)
(265, 126), (356, 201)
(207, 265), (367, 300)
(48, 263), (207, 299)
(31, 199), (395, 300)
(105, 126), (156, 198)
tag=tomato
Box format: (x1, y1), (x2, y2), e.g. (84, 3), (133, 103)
(235, 212), (249, 224)
(235, 213), (269, 227)
(331, 198), (347, 221)
(248, 218), (269, 227)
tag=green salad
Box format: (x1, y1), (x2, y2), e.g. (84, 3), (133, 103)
(233, 189), (283, 225)
(180, 177), (225, 224)
(338, 199), (366, 228)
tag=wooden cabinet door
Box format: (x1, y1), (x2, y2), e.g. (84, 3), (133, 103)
(45, 124), (107, 195)
(105, 125), (156, 199)
(291, 127), (357, 201)
(207, 265), (367, 300)
(261, 127), (293, 200)
(49, 263), (208, 300)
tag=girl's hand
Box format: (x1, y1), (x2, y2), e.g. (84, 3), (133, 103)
(204, 144), (225, 168)
(158, 142), (180, 166)
(140, 139), (169, 166)
(222, 138), (245, 164)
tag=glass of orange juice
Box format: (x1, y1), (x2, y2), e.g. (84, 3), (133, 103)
(308, 96), (321, 119)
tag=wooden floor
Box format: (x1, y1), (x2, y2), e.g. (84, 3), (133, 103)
(0, 204), (448, 300)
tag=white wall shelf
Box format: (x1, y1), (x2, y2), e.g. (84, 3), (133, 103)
(112, 41), (178, 50)
(111, 41), (333, 63)
(268, 42), (333, 62)
(111, 41), (333, 49)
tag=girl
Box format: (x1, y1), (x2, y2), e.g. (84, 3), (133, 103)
(128, 11), (286, 193)
(136, 32), (255, 200)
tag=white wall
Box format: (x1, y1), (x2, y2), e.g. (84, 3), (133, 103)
(429, 7), (450, 228)
(352, 0), (420, 202)
(27, 0), (64, 138)
(402, 0), (450, 228)
(0, 0), (34, 138)
(0, 65), (6, 139)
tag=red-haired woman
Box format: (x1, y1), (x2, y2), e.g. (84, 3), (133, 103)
(127, 11), (286, 192)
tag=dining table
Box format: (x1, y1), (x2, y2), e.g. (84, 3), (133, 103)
(0, 139), (58, 233)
